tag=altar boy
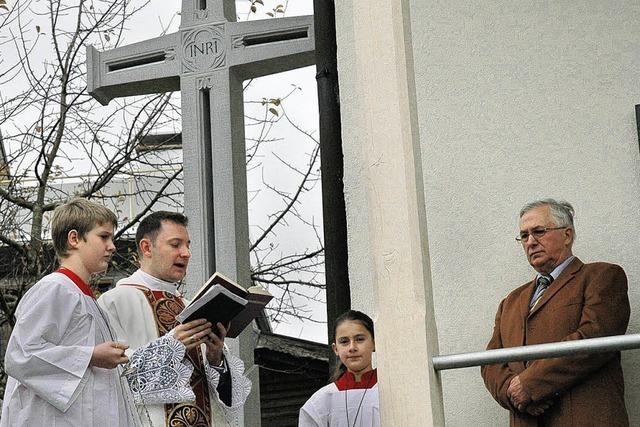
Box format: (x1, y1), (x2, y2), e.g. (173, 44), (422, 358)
(1, 198), (140, 426)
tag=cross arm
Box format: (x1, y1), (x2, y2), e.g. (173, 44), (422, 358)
(227, 15), (315, 79)
(87, 33), (181, 105)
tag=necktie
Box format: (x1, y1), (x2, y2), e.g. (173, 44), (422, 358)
(529, 275), (553, 310)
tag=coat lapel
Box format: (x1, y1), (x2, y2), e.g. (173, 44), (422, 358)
(520, 279), (536, 322)
(511, 279), (536, 349)
(528, 257), (583, 317)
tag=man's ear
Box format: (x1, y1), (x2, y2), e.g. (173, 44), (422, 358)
(139, 238), (153, 257)
(332, 343), (339, 356)
(564, 227), (574, 246)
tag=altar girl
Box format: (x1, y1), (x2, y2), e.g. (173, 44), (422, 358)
(299, 310), (379, 427)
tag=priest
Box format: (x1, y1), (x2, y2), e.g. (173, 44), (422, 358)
(98, 211), (251, 426)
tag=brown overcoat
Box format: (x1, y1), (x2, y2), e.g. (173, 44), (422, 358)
(481, 258), (630, 427)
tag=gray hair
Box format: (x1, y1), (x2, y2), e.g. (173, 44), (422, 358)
(519, 199), (575, 230)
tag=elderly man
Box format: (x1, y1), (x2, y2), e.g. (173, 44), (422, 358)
(481, 199), (630, 426)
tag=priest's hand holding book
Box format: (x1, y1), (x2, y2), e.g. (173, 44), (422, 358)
(204, 322), (228, 367)
(173, 317), (229, 366)
(174, 318), (214, 350)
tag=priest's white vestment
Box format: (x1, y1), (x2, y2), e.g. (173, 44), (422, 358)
(1, 272), (141, 427)
(97, 269), (251, 427)
(299, 369), (380, 427)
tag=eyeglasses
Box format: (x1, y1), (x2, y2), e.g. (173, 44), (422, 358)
(515, 227), (567, 243)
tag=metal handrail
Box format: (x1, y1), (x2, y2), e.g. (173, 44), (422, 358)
(432, 334), (640, 371)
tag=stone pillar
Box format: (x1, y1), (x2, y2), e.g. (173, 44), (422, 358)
(335, 0), (445, 425)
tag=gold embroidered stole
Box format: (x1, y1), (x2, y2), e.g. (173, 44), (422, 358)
(125, 285), (212, 427)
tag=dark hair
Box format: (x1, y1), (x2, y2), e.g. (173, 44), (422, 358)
(135, 211), (188, 253)
(330, 310), (375, 382)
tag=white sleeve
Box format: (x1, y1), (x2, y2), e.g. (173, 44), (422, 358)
(204, 347), (252, 422)
(298, 385), (332, 427)
(4, 280), (94, 412)
(122, 334), (195, 405)
(298, 400), (323, 427)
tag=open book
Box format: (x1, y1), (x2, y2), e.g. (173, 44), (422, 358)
(176, 272), (273, 339)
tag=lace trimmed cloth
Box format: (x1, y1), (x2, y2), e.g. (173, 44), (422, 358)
(206, 348), (253, 423)
(122, 334), (252, 424)
(123, 335), (195, 404)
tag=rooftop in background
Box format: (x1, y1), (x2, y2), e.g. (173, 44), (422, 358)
(136, 132), (182, 153)
(255, 331), (329, 426)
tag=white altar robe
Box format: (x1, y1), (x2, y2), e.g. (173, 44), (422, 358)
(97, 269), (251, 427)
(299, 370), (380, 427)
(1, 272), (140, 427)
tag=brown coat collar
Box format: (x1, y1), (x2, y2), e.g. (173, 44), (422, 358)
(526, 257), (583, 318)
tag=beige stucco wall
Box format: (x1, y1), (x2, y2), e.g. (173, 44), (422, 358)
(337, 1), (640, 425)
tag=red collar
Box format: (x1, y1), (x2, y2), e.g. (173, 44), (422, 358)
(335, 369), (377, 391)
(57, 267), (94, 298)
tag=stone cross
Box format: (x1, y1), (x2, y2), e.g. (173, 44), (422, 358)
(86, 1), (314, 424)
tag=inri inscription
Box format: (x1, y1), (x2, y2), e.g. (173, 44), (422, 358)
(182, 24), (226, 73)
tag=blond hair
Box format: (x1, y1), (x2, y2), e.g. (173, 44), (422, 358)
(51, 198), (117, 258)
